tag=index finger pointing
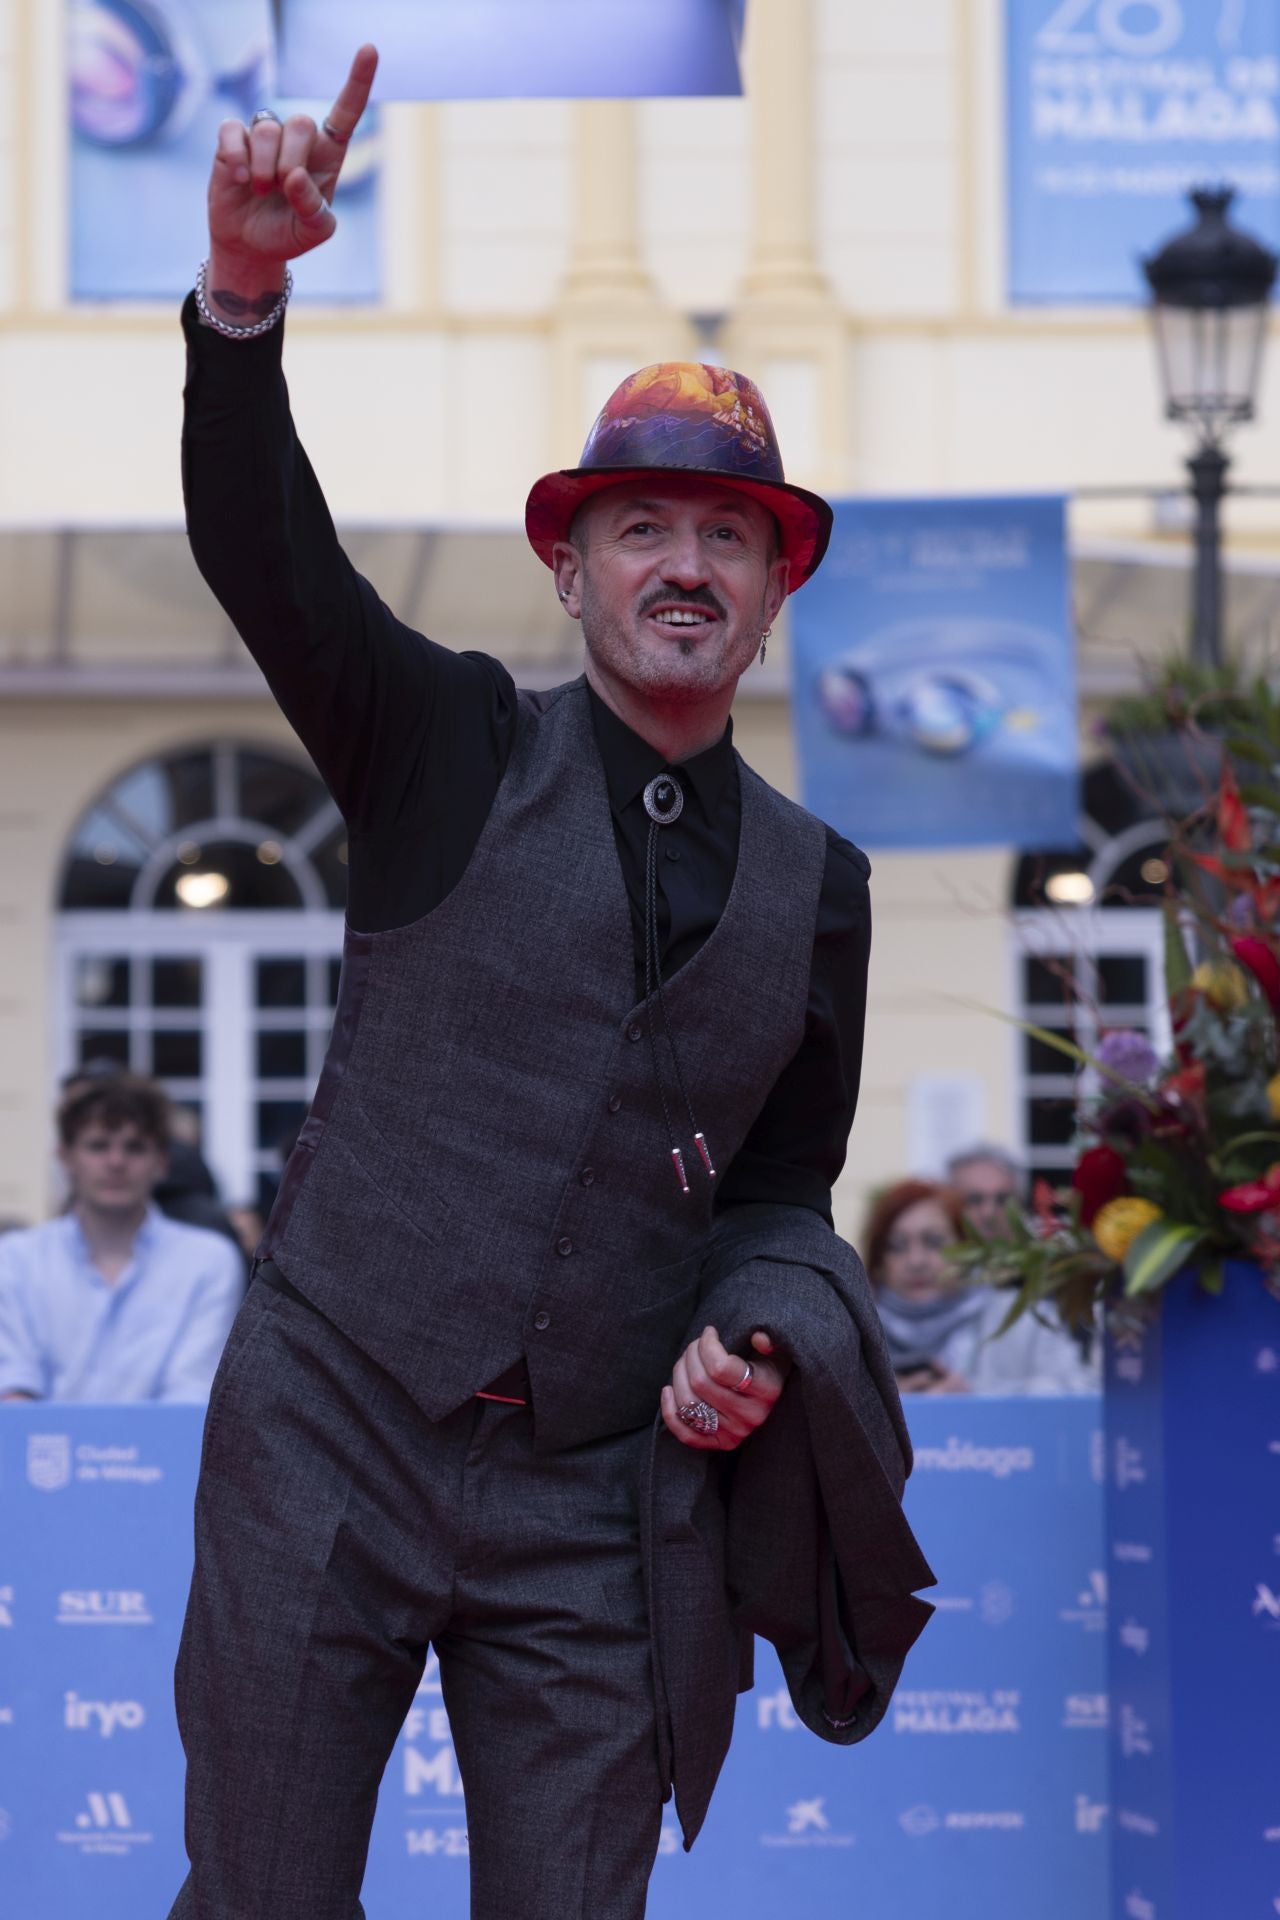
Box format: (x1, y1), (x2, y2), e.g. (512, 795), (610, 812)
(325, 43), (379, 145)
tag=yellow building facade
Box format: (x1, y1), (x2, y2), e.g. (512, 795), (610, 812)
(2, 0), (1278, 1233)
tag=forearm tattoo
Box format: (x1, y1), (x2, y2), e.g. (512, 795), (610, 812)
(210, 286), (283, 317)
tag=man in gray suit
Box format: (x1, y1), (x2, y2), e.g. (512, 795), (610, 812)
(170, 45), (929, 1920)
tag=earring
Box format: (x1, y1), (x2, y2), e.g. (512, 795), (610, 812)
(759, 626), (771, 666)
(558, 590), (569, 603)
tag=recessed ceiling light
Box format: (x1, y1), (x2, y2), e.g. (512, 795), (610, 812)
(1045, 870), (1095, 906)
(176, 871), (229, 910)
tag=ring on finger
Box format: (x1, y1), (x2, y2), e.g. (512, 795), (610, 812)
(250, 108), (282, 127)
(322, 117), (351, 145)
(677, 1398), (719, 1438)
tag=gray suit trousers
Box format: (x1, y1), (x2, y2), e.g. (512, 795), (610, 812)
(167, 1281), (665, 1920)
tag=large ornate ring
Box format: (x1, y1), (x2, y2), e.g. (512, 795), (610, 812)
(677, 1398), (719, 1437)
(733, 1361), (754, 1396)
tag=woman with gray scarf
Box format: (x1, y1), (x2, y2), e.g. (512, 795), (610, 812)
(864, 1179), (1097, 1396)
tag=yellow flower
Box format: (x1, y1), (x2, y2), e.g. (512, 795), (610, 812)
(1190, 960), (1249, 1012)
(1093, 1196), (1162, 1263)
(1268, 1072), (1280, 1122)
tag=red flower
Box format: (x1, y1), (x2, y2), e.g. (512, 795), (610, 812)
(1220, 1165), (1280, 1214)
(1232, 936), (1280, 1013)
(1219, 763), (1251, 852)
(1071, 1145), (1127, 1226)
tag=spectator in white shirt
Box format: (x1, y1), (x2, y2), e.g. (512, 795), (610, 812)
(0, 1076), (241, 1403)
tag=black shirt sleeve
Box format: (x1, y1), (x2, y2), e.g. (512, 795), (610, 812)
(179, 295), (516, 931)
(716, 829), (871, 1225)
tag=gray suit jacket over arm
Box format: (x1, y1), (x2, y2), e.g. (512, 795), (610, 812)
(643, 1203), (937, 1847)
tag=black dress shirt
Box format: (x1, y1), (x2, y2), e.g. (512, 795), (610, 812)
(180, 296), (871, 1223)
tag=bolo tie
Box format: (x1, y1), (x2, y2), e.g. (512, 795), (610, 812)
(642, 773), (716, 1195)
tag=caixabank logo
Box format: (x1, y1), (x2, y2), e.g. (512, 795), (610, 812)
(759, 1796), (855, 1849)
(57, 1791), (153, 1855)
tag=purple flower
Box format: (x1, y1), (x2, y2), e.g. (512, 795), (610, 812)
(1097, 1028), (1159, 1086)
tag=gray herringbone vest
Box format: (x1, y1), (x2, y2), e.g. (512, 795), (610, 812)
(264, 676), (827, 1450)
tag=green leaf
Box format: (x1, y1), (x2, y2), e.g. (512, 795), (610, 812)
(1123, 1219), (1205, 1296)
(1197, 1259), (1225, 1296)
(1163, 911), (1193, 998)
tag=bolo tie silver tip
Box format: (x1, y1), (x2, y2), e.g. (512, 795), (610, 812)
(671, 1147), (690, 1194)
(694, 1132), (716, 1179)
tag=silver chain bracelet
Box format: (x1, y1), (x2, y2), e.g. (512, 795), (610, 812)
(194, 259), (293, 340)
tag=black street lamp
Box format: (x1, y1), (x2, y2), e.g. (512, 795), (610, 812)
(1142, 186), (1278, 669)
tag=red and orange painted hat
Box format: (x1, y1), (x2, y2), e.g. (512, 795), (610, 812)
(525, 362), (833, 590)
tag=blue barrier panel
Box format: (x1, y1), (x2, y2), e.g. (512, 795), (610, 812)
(0, 1398), (1106, 1918)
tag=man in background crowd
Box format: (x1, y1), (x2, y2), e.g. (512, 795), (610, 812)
(0, 1076), (241, 1403)
(946, 1142), (1023, 1240)
(62, 1059), (246, 1266)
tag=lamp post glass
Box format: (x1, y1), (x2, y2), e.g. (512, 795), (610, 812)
(1143, 187), (1279, 668)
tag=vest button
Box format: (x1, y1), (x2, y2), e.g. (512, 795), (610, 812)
(556, 1236), (574, 1257)
(665, 845), (681, 863)
(533, 1310), (551, 1331)
(579, 1168), (595, 1186)
(607, 1094), (622, 1114)
(626, 1022), (643, 1042)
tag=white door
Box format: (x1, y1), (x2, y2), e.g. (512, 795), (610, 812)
(56, 910), (345, 1211)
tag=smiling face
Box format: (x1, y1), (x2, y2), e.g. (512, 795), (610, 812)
(552, 475), (790, 710)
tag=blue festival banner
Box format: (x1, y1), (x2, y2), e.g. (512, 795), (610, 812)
(1105, 1267), (1280, 1920)
(68, 1), (380, 301)
(0, 1398), (1105, 1919)
(1007, 0), (1280, 304)
(788, 495), (1078, 851)
(273, 0), (747, 100)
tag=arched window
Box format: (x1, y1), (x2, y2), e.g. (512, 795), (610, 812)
(56, 743), (346, 1215)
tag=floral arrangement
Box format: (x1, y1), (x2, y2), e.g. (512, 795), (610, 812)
(957, 684), (1280, 1330)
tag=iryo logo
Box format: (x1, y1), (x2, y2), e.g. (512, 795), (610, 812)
(1075, 1794), (1108, 1834)
(64, 1693), (146, 1738)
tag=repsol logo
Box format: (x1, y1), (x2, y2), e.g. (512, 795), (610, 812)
(64, 1693), (146, 1738)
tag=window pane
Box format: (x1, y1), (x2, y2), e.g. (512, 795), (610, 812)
(256, 959), (306, 1008)
(257, 1031), (308, 1079)
(61, 806), (148, 909)
(113, 751), (214, 840)
(237, 750), (327, 839)
(1024, 1029), (1076, 1076)
(152, 957), (203, 1008)
(257, 1099), (308, 1154)
(75, 956), (129, 1009)
(76, 1029), (131, 1068)
(1097, 955), (1148, 1005)
(1023, 956), (1073, 1006)
(1028, 1100), (1076, 1147)
(152, 1030), (203, 1078)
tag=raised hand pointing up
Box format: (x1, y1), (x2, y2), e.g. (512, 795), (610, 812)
(203, 44), (378, 327)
